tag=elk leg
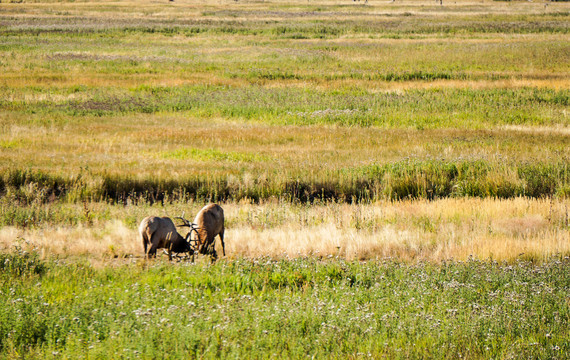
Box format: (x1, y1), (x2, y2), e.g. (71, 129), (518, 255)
(148, 232), (161, 258)
(211, 243), (218, 261)
(219, 230), (225, 257)
(148, 245), (158, 258)
(142, 234), (149, 258)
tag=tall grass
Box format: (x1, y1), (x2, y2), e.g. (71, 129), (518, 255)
(0, 0), (568, 206)
(1, 159), (568, 205)
(1, 198), (568, 262)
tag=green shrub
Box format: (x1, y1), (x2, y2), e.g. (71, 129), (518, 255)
(0, 241), (46, 277)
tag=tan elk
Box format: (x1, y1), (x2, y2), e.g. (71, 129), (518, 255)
(139, 216), (193, 260)
(189, 204), (225, 260)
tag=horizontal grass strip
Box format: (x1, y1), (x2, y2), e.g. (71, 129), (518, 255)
(2, 87), (567, 128)
(1, 160), (568, 205)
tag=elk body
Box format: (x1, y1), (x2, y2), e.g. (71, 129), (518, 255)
(139, 216), (193, 260)
(190, 204), (225, 259)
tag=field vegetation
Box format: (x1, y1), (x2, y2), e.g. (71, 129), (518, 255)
(1, 0), (569, 203)
(1, 198), (569, 263)
(1, 253), (569, 359)
(0, 0), (569, 358)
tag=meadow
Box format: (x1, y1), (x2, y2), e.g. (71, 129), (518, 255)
(0, 0), (569, 358)
(1, 253), (569, 359)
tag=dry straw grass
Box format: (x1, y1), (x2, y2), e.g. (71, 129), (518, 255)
(1, 198), (567, 263)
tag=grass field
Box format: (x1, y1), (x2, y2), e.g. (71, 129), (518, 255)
(1, 254), (569, 359)
(1, 0), (569, 358)
(1, 0), (569, 202)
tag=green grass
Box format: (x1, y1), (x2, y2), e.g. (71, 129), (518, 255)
(161, 147), (271, 163)
(1, 251), (568, 359)
(1, 84), (568, 205)
(3, 86), (567, 128)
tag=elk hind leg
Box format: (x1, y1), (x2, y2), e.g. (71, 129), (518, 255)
(148, 232), (162, 258)
(219, 229), (225, 257)
(142, 232), (150, 258)
(167, 242), (173, 261)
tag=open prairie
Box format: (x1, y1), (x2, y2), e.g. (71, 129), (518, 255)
(0, 0), (569, 358)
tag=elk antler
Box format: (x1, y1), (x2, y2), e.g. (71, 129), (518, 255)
(175, 215), (201, 232)
(175, 214), (192, 227)
(183, 224), (201, 253)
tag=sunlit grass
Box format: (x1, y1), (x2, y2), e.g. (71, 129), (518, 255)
(161, 147), (271, 163)
(0, 0), (568, 204)
(1, 2), (568, 202)
(1, 198), (568, 263)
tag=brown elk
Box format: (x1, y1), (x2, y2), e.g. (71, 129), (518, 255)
(189, 204), (225, 260)
(139, 216), (193, 260)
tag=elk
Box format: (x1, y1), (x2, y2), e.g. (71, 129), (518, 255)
(139, 216), (194, 260)
(189, 204), (225, 260)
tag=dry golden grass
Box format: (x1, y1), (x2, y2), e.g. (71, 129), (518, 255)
(500, 124), (570, 136)
(1, 198), (567, 263)
(1, 113), (567, 180)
